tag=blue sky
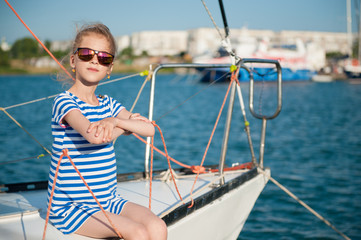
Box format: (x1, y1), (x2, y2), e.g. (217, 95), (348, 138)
(0, 0), (358, 44)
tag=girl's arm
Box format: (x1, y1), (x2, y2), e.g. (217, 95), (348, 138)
(64, 109), (154, 144)
(114, 109), (155, 137)
(63, 110), (125, 144)
(87, 114), (155, 141)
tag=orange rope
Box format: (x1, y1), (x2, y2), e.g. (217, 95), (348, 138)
(149, 136), (154, 209)
(43, 149), (123, 239)
(152, 122), (183, 202)
(43, 149), (65, 240)
(134, 68), (243, 208)
(188, 69), (238, 208)
(4, 0), (74, 81)
(132, 133), (191, 169)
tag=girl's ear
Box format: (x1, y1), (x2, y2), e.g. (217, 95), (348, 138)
(70, 55), (75, 68)
(108, 63), (114, 75)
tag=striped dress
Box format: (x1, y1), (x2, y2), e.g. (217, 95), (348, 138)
(47, 91), (128, 234)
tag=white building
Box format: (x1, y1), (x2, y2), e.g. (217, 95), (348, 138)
(115, 35), (131, 54)
(49, 27), (352, 69)
(130, 31), (188, 56)
(51, 40), (72, 52)
(1, 37), (10, 51)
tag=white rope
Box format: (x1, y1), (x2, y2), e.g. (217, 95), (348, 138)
(200, 0), (239, 63)
(4, 94), (58, 110)
(3, 74), (139, 110)
(98, 73), (140, 87)
(200, 0), (224, 40)
(1, 72), (142, 163)
(259, 169), (351, 240)
(0, 107), (51, 154)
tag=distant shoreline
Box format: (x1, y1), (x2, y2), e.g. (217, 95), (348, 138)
(0, 63), (149, 76)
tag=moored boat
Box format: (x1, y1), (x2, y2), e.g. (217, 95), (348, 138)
(194, 38), (319, 83)
(311, 74), (333, 82)
(0, 167), (270, 240)
(0, 0), (290, 238)
(343, 59), (361, 79)
(0, 62), (282, 239)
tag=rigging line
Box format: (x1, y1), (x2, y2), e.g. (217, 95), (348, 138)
(189, 74), (235, 208)
(234, 66), (258, 165)
(43, 149), (123, 240)
(0, 145), (88, 167)
(113, 70), (151, 145)
(201, 0), (238, 62)
(153, 122), (184, 202)
(201, 0), (225, 40)
(155, 70), (230, 121)
(4, 74), (140, 110)
(149, 136), (154, 210)
(263, 171), (351, 240)
(0, 107), (51, 155)
(4, 94), (58, 110)
(98, 73), (140, 87)
(218, 0), (229, 38)
(129, 67), (153, 113)
(4, 0), (74, 81)
(5, 0), (142, 109)
(130, 76), (149, 113)
(258, 78), (265, 115)
(0, 153), (49, 166)
(132, 133), (191, 169)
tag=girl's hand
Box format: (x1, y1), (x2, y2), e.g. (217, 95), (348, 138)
(123, 113), (152, 135)
(87, 117), (117, 143)
(129, 113), (151, 123)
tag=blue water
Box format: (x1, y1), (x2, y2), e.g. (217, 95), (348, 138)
(0, 74), (360, 240)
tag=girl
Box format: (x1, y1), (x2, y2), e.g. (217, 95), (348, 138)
(47, 23), (167, 240)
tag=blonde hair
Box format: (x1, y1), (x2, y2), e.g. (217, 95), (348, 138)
(72, 23), (116, 56)
(57, 23), (116, 86)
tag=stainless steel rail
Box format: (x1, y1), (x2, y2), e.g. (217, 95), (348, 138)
(144, 61), (282, 178)
(242, 58), (282, 169)
(145, 63), (232, 178)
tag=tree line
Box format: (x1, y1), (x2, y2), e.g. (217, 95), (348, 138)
(0, 37), (69, 68)
(0, 37), (144, 68)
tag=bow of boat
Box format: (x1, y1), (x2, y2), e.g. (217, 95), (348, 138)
(0, 167), (269, 240)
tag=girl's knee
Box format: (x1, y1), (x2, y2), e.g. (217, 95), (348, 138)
(149, 217), (167, 239)
(132, 224), (149, 240)
(159, 219), (168, 238)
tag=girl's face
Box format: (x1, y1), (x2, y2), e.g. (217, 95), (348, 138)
(70, 33), (113, 85)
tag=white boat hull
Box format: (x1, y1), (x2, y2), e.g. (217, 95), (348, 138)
(0, 168), (269, 240)
(167, 169), (270, 240)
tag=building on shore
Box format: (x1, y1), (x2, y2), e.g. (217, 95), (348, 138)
(49, 27), (351, 58)
(35, 27), (354, 72)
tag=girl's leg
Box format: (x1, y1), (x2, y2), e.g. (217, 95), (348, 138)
(75, 210), (149, 240)
(120, 202), (168, 240)
(75, 202), (167, 240)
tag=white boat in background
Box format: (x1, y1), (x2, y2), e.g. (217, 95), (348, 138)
(311, 74), (333, 82)
(343, 59), (361, 79)
(194, 37), (323, 82)
(343, 0), (361, 79)
(0, 62), (282, 240)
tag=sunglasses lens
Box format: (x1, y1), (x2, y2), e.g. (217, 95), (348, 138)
(77, 48), (94, 61)
(97, 52), (114, 65)
(76, 48), (114, 66)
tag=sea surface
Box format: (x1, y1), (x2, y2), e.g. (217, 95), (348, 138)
(0, 73), (360, 240)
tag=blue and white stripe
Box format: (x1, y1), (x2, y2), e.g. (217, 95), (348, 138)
(47, 91), (127, 234)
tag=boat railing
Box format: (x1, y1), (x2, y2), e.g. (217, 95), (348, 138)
(242, 58), (282, 169)
(145, 60), (282, 181)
